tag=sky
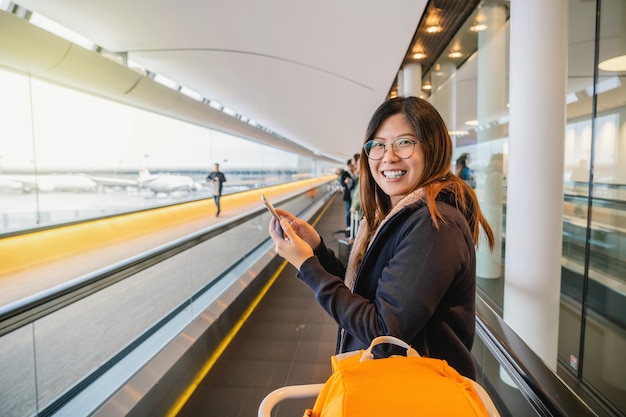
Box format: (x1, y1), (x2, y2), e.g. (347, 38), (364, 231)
(0, 68), (302, 172)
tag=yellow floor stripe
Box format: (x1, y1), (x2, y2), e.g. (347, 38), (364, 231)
(165, 260), (288, 417)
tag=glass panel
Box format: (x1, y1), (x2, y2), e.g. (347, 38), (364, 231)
(581, 0), (626, 412)
(472, 336), (541, 416)
(558, 0), (598, 382)
(0, 69), (322, 235)
(0, 325), (37, 417)
(33, 253), (195, 407)
(0, 69), (39, 230)
(0, 185), (331, 412)
(425, 3), (510, 310)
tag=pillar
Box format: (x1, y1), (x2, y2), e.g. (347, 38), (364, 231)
(403, 62), (422, 97)
(504, 0), (568, 370)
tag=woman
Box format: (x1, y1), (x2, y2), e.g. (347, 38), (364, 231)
(455, 152), (476, 188)
(268, 96), (494, 379)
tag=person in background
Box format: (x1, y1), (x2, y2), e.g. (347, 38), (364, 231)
(339, 159), (355, 229)
(349, 154), (362, 236)
(206, 163), (226, 216)
(455, 152), (476, 188)
(267, 96), (494, 380)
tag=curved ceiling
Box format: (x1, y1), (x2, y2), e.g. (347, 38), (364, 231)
(10, 0), (430, 163)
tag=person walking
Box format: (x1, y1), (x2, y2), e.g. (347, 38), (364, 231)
(206, 163), (226, 216)
(267, 96), (494, 379)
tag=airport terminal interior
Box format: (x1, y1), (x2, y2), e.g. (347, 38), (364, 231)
(1, 0), (625, 416)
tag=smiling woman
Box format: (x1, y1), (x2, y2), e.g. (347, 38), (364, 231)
(268, 96), (495, 381)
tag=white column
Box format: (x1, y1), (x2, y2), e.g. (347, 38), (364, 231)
(396, 70), (404, 97)
(476, 4), (507, 279)
(504, 0), (568, 370)
(403, 62), (422, 97)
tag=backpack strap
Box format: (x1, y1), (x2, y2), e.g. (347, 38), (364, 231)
(359, 336), (419, 362)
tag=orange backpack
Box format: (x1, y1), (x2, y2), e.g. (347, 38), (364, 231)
(304, 336), (498, 417)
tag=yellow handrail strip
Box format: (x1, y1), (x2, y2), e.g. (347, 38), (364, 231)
(0, 176), (333, 278)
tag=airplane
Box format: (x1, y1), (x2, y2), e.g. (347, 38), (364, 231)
(0, 174), (98, 192)
(90, 168), (203, 195)
(136, 168), (202, 195)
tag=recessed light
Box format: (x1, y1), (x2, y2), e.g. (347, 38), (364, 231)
(470, 22), (488, 32)
(599, 55), (626, 71)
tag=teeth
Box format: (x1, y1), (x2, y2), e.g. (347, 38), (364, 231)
(383, 170), (406, 179)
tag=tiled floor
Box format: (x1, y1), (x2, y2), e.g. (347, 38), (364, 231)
(177, 194), (347, 417)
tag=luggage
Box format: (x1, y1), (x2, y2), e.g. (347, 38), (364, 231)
(258, 336), (500, 417)
(337, 212), (358, 265)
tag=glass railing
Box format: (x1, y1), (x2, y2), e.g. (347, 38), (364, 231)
(473, 296), (600, 417)
(0, 182), (334, 417)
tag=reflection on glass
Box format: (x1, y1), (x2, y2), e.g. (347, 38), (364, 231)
(578, 0), (626, 412)
(424, 0), (625, 413)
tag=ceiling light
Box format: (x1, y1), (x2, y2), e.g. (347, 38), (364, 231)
(599, 55), (626, 71)
(222, 107), (237, 117)
(180, 86), (203, 102)
(29, 12), (95, 50)
(413, 52), (426, 60)
(208, 100), (223, 110)
(448, 130), (469, 136)
(470, 22), (488, 32)
(153, 73), (179, 90)
(448, 51), (463, 58)
(465, 120), (478, 126)
(566, 92), (578, 104)
(426, 25), (442, 34)
(422, 83), (432, 90)
(585, 76), (621, 95)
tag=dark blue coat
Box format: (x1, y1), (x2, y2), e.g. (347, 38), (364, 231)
(297, 197), (477, 379)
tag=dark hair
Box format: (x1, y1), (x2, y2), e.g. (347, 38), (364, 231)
(354, 97), (494, 266)
(455, 153), (469, 175)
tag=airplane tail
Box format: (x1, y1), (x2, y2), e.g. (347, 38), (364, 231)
(138, 167), (152, 180)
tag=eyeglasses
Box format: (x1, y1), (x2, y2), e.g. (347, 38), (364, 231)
(363, 138), (421, 160)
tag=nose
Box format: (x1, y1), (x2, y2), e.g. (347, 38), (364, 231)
(381, 144), (399, 161)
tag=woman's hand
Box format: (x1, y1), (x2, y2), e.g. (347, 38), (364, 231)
(274, 208), (321, 249)
(268, 217), (315, 269)
(268, 209), (320, 269)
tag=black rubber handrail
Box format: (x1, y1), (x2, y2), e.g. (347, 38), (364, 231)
(0, 190), (310, 337)
(476, 296), (599, 417)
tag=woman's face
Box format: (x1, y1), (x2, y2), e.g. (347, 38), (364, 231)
(368, 113), (425, 206)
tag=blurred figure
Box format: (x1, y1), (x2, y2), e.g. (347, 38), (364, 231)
(349, 154), (362, 236)
(206, 163), (226, 216)
(455, 152), (475, 188)
(339, 159), (356, 229)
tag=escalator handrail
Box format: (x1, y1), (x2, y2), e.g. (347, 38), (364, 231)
(475, 296), (599, 417)
(0, 190), (314, 337)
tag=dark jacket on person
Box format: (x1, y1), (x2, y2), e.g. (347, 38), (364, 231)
(296, 192), (477, 379)
(339, 170), (354, 202)
(206, 171), (226, 195)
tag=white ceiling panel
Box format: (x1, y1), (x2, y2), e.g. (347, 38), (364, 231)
(15, 0), (428, 161)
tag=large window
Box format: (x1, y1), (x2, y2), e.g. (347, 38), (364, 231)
(0, 68), (318, 234)
(422, 0), (625, 414)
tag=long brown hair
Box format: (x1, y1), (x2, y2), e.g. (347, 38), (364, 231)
(353, 96), (494, 267)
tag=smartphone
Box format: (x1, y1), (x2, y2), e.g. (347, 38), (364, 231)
(261, 194), (282, 223)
